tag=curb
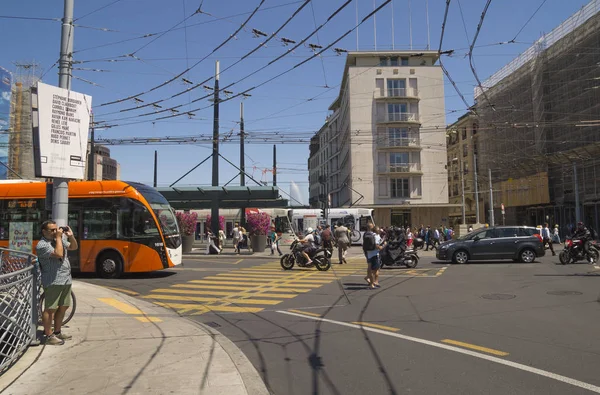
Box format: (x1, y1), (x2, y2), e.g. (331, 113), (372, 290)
(81, 281), (271, 395)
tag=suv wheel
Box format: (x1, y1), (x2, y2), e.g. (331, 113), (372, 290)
(519, 248), (536, 263)
(452, 250), (469, 264)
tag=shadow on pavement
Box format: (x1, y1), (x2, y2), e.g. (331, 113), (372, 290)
(72, 271), (177, 280)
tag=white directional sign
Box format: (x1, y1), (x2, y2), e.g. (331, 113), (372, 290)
(33, 82), (92, 179)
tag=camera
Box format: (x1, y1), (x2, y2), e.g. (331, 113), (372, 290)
(59, 226), (69, 232)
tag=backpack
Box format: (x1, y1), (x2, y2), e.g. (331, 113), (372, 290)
(313, 233), (321, 246)
(362, 231), (376, 251)
(590, 227), (598, 240)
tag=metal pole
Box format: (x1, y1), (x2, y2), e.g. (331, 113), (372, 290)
(272, 145), (277, 186)
(425, 0), (431, 50)
(408, 0), (413, 50)
(53, 0), (74, 226)
(373, 0), (377, 50)
(356, 0), (359, 50)
(88, 113), (94, 181)
(460, 159), (466, 225)
(489, 168), (495, 226)
(574, 162), (581, 222)
(474, 153), (480, 224)
(211, 61), (220, 234)
(240, 102), (245, 187)
(391, 0), (395, 50)
(153, 150), (158, 188)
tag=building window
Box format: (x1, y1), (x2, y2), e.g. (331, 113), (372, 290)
(461, 127), (467, 140)
(391, 178), (410, 198)
(378, 177), (388, 197)
(379, 57), (387, 66)
(463, 163), (469, 174)
(388, 127), (409, 147)
(387, 79), (406, 97)
(390, 152), (409, 172)
(387, 103), (408, 121)
(390, 56), (399, 66)
(401, 57), (409, 66)
(473, 123), (478, 135)
(463, 144), (468, 157)
(473, 141), (478, 154)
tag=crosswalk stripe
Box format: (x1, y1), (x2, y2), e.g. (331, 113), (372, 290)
(154, 302), (263, 314)
(172, 284), (311, 293)
(150, 288), (298, 299)
(189, 280), (321, 287)
(213, 275), (333, 283)
(143, 294), (283, 305)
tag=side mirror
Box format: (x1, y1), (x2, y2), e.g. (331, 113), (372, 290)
(473, 236), (481, 241)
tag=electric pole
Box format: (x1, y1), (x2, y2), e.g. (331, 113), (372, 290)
(474, 153), (480, 224)
(239, 102), (245, 227)
(574, 163), (580, 223)
(153, 150), (158, 188)
(88, 112), (94, 181)
(210, 60), (220, 234)
(53, 0), (75, 226)
(272, 145), (277, 186)
(460, 158), (466, 225)
(489, 168), (495, 226)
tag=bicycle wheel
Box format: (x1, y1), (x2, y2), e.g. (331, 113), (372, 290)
(350, 229), (361, 243)
(38, 290), (77, 326)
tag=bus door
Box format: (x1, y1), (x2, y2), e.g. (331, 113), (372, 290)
(67, 209), (81, 270)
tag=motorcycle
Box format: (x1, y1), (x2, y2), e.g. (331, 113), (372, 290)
(380, 239), (419, 268)
(559, 237), (599, 264)
(280, 240), (331, 271)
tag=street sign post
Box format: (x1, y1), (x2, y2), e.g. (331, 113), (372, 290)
(501, 203), (506, 225)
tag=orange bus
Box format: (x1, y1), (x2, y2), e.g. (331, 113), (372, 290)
(0, 180), (182, 278)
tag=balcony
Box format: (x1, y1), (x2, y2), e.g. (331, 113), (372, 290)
(377, 136), (420, 150)
(377, 112), (420, 124)
(377, 162), (422, 174)
(374, 88), (419, 100)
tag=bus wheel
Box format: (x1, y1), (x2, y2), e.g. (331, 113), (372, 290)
(97, 251), (123, 279)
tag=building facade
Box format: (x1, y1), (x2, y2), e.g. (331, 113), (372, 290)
(474, 0), (600, 233)
(309, 51), (455, 228)
(86, 144), (121, 181)
(446, 112), (484, 226)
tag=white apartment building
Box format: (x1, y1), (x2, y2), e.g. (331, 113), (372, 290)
(308, 51), (456, 228)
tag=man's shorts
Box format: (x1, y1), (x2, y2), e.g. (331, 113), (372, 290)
(43, 284), (72, 310)
(367, 255), (381, 270)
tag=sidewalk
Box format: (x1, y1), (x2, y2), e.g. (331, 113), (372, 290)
(0, 282), (269, 395)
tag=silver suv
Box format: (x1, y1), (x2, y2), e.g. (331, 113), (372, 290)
(436, 226), (545, 264)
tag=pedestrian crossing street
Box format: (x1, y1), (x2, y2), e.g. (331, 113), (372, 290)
(142, 259), (447, 316)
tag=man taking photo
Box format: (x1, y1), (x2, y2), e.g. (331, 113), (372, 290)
(36, 220), (78, 345)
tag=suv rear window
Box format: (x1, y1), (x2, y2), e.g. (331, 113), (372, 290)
(518, 228), (537, 237)
(497, 228), (519, 238)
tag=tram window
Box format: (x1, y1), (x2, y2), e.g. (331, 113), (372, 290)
(359, 216), (371, 232)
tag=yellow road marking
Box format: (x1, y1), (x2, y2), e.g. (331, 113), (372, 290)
(172, 284), (311, 293)
(103, 286), (139, 296)
(136, 317), (162, 323)
(154, 302), (263, 314)
(287, 309), (322, 317)
(143, 294), (283, 305)
(441, 339), (509, 356)
(150, 288), (298, 299)
(214, 275), (332, 283)
(189, 280), (320, 287)
(179, 258), (243, 264)
(352, 322), (400, 332)
(98, 298), (163, 322)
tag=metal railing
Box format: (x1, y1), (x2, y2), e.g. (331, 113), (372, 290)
(378, 136), (420, 148)
(377, 163), (422, 173)
(378, 113), (420, 123)
(0, 248), (40, 374)
(374, 88), (419, 98)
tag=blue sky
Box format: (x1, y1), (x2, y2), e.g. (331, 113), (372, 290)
(0, 0), (591, 204)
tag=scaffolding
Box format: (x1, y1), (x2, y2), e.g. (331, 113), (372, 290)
(474, 1), (600, 232)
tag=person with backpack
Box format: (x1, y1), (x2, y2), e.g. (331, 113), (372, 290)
(363, 223), (383, 289)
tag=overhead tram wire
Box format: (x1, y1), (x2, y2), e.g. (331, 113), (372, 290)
(510, 0), (548, 43)
(95, 0), (353, 123)
(98, 0), (267, 108)
(114, 0), (312, 115)
(468, 0), (495, 111)
(74, 0), (123, 21)
(154, 0), (392, 122)
(437, 0), (473, 113)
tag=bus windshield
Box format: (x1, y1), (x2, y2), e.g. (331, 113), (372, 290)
(129, 182), (181, 248)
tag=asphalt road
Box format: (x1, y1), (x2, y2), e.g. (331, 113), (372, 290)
(79, 249), (600, 395)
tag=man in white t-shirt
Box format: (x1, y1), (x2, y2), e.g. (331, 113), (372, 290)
(232, 222), (241, 254)
(299, 227), (316, 264)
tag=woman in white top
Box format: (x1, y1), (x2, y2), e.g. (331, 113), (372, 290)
(407, 229), (414, 248)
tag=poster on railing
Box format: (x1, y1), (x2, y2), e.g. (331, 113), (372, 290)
(9, 222), (33, 253)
